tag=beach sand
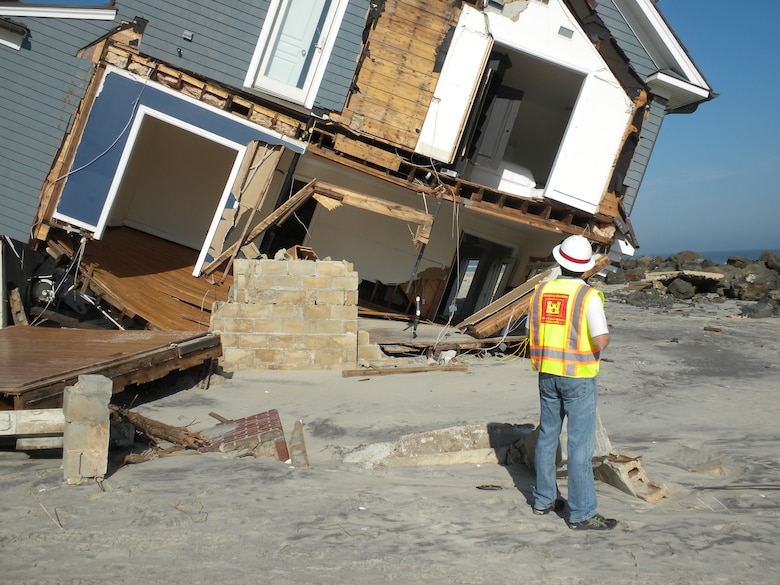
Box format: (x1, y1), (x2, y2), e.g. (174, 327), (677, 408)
(1, 297), (778, 584)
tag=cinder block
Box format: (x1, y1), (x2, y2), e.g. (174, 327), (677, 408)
(222, 347), (254, 368)
(314, 319), (349, 335)
(303, 305), (330, 321)
(281, 319), (306, 334)
(330, 275), (359, 291)
(244, 274), (274, 290)
(268, 304), (302, 320)
(287, 261), (317, 276)
(328, 333), (358, 349)
(225, 318), (254, 333)
(255, 260), (290, 275)
(594, 455), (671, 503)
(301, 275), (331, 289)
(245, 288), (279, 304)
(253, 348), (284, 365)
(329, 305), (358, 321)
(272, 290), (307, 305)
(273, 274), (304, 289)
(235, 333), (266, 348)
(315, 262), (349, 276)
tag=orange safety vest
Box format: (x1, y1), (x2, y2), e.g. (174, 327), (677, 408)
(528, 278), (604, 378)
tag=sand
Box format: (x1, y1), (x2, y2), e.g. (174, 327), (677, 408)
(1, 296), (779, 585)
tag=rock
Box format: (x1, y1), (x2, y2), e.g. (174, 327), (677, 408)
(605, 267), (627, 285)
(668, 250), (701, 267)
(726, 256), (752, 269)
(760, 250), (780, 272)
(724, 262), (779, 301)
(666, 278), (696, 299)
(740, 298), (779, 318)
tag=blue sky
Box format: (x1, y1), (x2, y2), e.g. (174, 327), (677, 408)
(630, 1), (780, 255)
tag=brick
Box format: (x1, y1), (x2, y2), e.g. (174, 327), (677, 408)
(303, 305), (330, 321)
(253, 348), (284, 364)
(345, 290), (359, 305)
(211, 302), (241, 318)
(244, 274), (275, 289)
(245, 288), (279, 304)
(281, 319), (306, 334)
(302, 275), (332, 289)
(300, 335), (333, 350)
(330, 275), (359, 291)
(287, 261), (317, 276)
(255, 260), (290, 275)
(328, 333), (358, 349)
(267, 334), (297, 348)
(273, 274), (305, 289)
(236, 333), (268, 348)
(358, 330), (372, 346)
(316, 349), (350, 366)
(222, 347), (254, 366)
(330, 305), (358, 321)
(314, 320), (349, 335)
(233, 259), (250, 275)
(311, 290), (346, 305)
(218, 332), (241, 348)
(224, 318), (254, 333)
(273, 290), (307, 304)
(358, 345), (385, 361)
(267, 304), (302, 320)
(279, 349), (314, 366)
(315, 261), (350, 276)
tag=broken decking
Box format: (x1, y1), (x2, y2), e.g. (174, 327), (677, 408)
(48, 227), (231, 331)
(0, 326), (221, 410)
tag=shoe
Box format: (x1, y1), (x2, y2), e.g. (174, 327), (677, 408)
(532, 498), (566, 516)
(567, 513), (618, 531)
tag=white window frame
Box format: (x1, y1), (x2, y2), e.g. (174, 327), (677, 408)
(244, 0), (348, 109)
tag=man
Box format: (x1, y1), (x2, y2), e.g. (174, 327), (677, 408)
(527, 234), (617, 531)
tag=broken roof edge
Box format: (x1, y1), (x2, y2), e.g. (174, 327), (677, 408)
(613, 0), (713, 99)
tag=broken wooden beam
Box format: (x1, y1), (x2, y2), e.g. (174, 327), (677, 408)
(342, 364), (468, 377)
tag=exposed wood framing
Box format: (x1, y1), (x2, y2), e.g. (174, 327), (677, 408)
(307, 145), (615, 245)
(201, 180), (435, 278)
(333, 0), (461, 149)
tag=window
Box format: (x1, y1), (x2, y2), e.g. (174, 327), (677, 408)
(244, 0), (347, 108)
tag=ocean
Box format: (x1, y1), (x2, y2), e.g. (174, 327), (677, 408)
(638, 248), (780, 265)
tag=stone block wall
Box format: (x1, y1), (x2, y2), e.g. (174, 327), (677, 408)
(210, 259), (359, 370)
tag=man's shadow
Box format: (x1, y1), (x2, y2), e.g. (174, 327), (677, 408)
(487, 422), (552, 510)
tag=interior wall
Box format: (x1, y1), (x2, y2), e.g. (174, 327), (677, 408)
(295, 153), (559, 288)
(108, 115), (237, 249)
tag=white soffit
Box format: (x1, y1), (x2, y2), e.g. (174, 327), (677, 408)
(613, 0), (710, 90)
(0, 7), (117, 20)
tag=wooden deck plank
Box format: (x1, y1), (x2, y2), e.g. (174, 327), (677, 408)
(50, 227), (231, 330)
(0, 325), (220, 409)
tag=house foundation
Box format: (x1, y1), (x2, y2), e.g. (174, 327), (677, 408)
(210, 258), (360, 370)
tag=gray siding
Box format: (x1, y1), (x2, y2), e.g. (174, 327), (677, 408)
(595, 0), (658, 81)
(0, 0), (367, 242)
(117, 0), (270, 90)
(622, 97), (667, 215)
(315, 0), (368, 111)
(120, 0), (367, 112)
(0, 17), (112, 242)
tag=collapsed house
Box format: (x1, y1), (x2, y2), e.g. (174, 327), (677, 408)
(0, 0), (712, 375)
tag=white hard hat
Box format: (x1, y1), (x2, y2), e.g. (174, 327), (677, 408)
(552, 235), (595, 272)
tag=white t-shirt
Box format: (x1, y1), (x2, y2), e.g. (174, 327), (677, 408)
(570, 278), (609, 338)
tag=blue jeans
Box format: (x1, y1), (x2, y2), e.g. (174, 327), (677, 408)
(532, 373), (598, 523)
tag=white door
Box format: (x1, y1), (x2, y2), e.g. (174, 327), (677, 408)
(263, 0), (329, 88)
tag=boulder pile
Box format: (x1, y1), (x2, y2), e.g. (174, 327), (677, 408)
(593, 250), (780, 317)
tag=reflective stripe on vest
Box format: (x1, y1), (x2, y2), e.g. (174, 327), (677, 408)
(528, 279), (602, 378)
